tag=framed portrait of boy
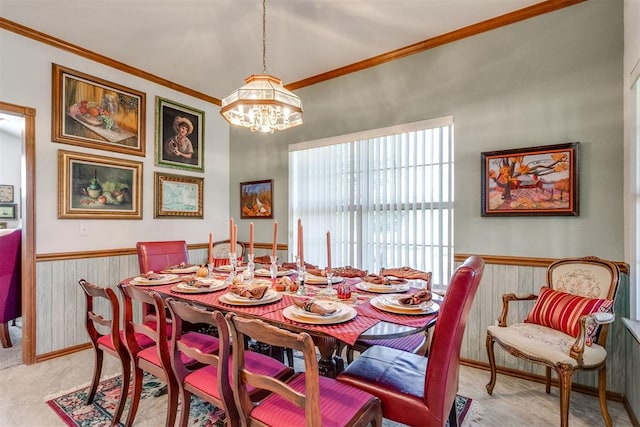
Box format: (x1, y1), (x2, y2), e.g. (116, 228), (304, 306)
(155, 97), (205, 172)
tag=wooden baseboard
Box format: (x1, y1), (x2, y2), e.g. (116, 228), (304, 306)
(622, 395), (640, 427)
(35, 342), (91, 363)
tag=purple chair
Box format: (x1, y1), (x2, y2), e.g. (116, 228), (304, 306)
(0, 229), (21, 348)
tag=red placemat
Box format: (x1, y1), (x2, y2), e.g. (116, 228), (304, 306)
(261, 309), (379, 346)
(355, 301), (438, 328)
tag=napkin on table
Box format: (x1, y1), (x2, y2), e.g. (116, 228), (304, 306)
(292, 297), (337, 316)
(363, 274), (406, 285)
(228, 284), (269, 299)
(397, 290), (432, 305)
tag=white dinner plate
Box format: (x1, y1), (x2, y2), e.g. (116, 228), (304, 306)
(218, 289), (282, 306)
(170, 279), (228, 293)
(161, 265), (200, 274)
(304, 274), (344, 285)
(215, 264), (248, 273)
(370, 295), (440, 315)
(130, 274), (180, 286)
(282, 302), (357, 325)
(254, 268), (296, 277)
(355, 282), (410, 293)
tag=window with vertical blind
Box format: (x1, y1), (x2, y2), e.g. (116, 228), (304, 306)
(289, 116), (454, 288)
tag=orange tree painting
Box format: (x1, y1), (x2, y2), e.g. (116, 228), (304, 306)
(240, 180), (273, 219)
(481, 143), (579, 216)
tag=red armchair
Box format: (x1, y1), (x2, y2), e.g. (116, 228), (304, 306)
(337, 256), (484, 427)
(0, 229), (21, 348)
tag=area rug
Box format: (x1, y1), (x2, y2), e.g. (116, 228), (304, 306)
(46, 372), (225, 427)
(46, 371), (472, 426)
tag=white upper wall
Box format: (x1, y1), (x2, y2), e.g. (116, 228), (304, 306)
(0, 30), (230, 253)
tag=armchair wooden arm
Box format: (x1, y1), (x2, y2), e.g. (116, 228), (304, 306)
(496, 293), (537, 327)
(569, 312), (615, 364)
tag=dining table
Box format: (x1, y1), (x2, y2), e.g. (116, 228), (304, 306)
(122, 266), (440, 378)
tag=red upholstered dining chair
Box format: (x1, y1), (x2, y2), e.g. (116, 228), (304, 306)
(226, 312), (383, 427)
(165, 299), (294, 427)
(118, 283), (220, 427)
(136, 240), (190, 273)
(337, 256), (484, 427)
(0, 228), (21, 348)
(485, 256), (620, 427)
(345, 266), (433, 363)
(78, 279), (130, 426)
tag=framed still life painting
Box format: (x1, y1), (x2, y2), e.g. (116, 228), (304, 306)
(57, 150), (143, 219)
(481, 142), (579, 217)
(240, 179), (273, 219)
(52, 64), (146, 156)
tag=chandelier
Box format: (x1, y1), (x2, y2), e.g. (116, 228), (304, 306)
(220, 0), (303, 133)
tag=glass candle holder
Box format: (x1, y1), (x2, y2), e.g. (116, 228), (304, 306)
(269, 255), (278, 280)
(225, 252), (238, 284)
(295, 255), (306, 296)
(246, 253), (255, 283)
(318, 268), (337, 298)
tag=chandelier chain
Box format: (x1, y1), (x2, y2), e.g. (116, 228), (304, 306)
(262, 0), (267, 73)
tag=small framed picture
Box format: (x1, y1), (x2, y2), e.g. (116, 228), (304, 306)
(0, 222), (7, 229)
(155, 97), (205, 172)
(240, 179), (273, 219)
(0, 184), (14, 203)
(154, 172), (204, 218)
(0, 203), (18, 220)
(481, 142), (579, 216)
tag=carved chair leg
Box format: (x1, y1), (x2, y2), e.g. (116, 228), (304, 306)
(124, 367), (144, 427)
(179, 389), (192, 427)
(111, 357), (131, 426)
(557, 364), (574, 427)
(485, 332), (497, 395)
(87, 347), (103, 404)
(598, 365), (612, 427)
(545, 367), (552, 394)
(0, 322), (11, 348)
(166, 378), (179, 427)
(448, 399), (458, 427)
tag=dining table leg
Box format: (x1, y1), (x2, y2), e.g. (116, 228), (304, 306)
(314, 336), (344, 378)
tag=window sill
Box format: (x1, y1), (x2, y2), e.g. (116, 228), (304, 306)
(623, 318), (640, 345)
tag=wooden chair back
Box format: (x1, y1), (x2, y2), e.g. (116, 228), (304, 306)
(165, 299), (238, 423)
(226, 312), (322, 424)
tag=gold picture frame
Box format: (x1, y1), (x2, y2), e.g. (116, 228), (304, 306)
(52, 64), (146, 156)
(58, 150), (143, 219)
(154, 172), (203, 218)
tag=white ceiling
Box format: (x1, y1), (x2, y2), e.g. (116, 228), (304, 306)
(1, 0), (545, 101)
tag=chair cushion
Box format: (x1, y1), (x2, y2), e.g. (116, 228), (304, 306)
(337, 346), (430, 425)
(525, 287), (613, 345)
(358, 333), (425, 353)
(138, 332), (219, 366)
(185, 349), (292, 398)
(251, 373), (379, 427)
(488, 323), (607, 367)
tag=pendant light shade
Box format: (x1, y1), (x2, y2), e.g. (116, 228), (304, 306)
(220, 0), (303, 133)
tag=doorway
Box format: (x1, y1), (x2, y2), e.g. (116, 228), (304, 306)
(0, 101), (36, 365)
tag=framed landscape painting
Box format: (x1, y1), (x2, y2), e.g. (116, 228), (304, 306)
(52, 64), (146, 156)
(58, 150), (143, 219)
(155, 97), (204, 172)
(240, 179), (273, 219)
(481, 142), (579, 217)
(154, 172), (203, 218)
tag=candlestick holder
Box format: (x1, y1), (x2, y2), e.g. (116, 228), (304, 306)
(318, 268), (337, 298)
(246, 253), (255, 283)
(269, 255), (278, 280)
(295, 255), (306, 296)
(225, 251), (238, 284)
